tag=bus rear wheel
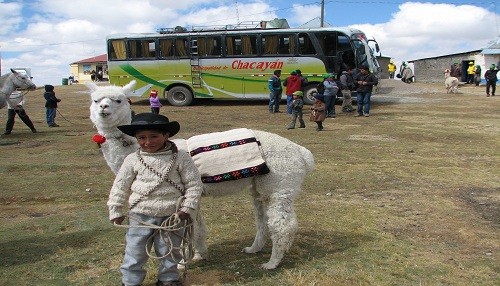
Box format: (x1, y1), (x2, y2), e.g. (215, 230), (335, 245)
(166, 86), (193, 106)
(303, 85), (317, 105)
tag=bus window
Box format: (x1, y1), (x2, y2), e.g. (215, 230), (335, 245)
(298, 33), (315, 55)
(225, 36), (240, 56)
(175, 37), (189, 58)
(193, 36), (222, 57)
(128, 39), (156, 59)
(109, 40), (126, 60)
(159, 38), (174, 58)
(263, 34), (294, 55)
(242, 35), (257, 56)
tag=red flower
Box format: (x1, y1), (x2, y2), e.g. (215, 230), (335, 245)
(92, 134), (106, 144)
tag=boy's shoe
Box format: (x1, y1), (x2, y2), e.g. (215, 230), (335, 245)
(298, 126), (305, 128)
(156, 280), (182, 286)
(354, 113), (362, 117)
(49, 124), (60, 127)
(287, 127), (294, 130)
(3, 131), (11, 135)
(364, 113), (370, 117)
(31, 128), (37, 133)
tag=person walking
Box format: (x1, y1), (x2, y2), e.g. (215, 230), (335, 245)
(322, 73), (339, 118)
(354, 65), (378, 117)
(43, 84), (61, 127)
(474, 65), (482, 86)
(339, 67), (355, 112)
(387, 60), (397, 79)
(296, 69), (308, 90)
(3, 91), (37, 135)
(467, 62), (475, 84)
(268, 70), (283, 113)
(149, 90), (162, 114)
(109, 113), (203, 286)
(283, 70), (303, 114)
(287, 91), (305, 130)
(484, 64), (499, 97)
(310, 93), (326, 131)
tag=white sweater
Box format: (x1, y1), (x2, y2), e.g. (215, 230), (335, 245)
(107, 144), (203, 220)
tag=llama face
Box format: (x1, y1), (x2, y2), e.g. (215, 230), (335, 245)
(87, 80), (136, 129)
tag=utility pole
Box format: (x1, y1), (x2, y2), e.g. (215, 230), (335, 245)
(320, 0), (325, 27)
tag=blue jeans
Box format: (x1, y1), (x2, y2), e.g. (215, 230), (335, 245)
(269, 91), (282, 112)
(286, 95), (293, 114)
(46, 108), (56, 125)
(121, 212), (183, 285)
(323, 94), (336, 117)
(356, 92), (372, 115)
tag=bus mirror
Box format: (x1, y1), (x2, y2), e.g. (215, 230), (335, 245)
(375, 43), (380, 53)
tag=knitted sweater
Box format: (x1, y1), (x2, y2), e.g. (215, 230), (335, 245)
(107, 143), (203, 220)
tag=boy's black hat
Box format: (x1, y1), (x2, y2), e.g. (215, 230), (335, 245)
(118, 113), (180, 137)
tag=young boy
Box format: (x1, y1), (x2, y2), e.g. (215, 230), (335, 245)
(310, 93), (326, 131)
(108, 113), (203, 286)
(287, 90), (305, 129)
(43, 84), (61, 127)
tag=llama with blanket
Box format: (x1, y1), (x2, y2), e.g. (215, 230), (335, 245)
(444, 69), (459, 94)
(0, 69), (36, 109)
(87, 81), (315, 270)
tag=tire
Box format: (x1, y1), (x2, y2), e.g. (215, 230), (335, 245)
(166, 86), (193, 106)
(303, 85), (317, 105)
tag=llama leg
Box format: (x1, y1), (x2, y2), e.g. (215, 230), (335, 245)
(260, 190), (298, 270)
(242, 186), (269, 254)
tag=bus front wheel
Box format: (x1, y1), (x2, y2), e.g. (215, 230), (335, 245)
(166, 86), (193, 106)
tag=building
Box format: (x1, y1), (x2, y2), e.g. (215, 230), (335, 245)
(69, 54), (108, 83)
(408, 40), (500, 83)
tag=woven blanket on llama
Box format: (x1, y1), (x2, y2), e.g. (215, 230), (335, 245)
(185, 128), (270, 183)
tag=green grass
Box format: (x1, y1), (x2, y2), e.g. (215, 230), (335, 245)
(0, 82), (498, 285)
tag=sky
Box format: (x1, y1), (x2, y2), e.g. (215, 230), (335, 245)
(0, 0), (498, 86)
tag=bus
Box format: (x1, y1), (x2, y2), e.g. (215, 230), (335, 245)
(106, 20), (381, 106)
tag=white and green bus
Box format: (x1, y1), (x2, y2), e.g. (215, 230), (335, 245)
(106, 23), (380, 106)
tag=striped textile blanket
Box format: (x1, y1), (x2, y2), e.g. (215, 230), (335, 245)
(184, 128), (269, 183)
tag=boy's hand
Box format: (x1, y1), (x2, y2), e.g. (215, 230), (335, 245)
(177, 211), (191, 220)
(111, 217), (125, 225)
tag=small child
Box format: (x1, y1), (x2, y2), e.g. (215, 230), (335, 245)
(310, 93), (326, 131)
(43, 84), (61, 127)
(109, 113), (203, 286)
(287, 90), (305, 130)
(149, 90), (162, 114)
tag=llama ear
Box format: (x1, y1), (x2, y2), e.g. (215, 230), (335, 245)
(122, 80), (137, 95)
(85, 81), (99, 92)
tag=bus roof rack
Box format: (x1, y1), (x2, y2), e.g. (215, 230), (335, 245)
(157, 18), (290, 34)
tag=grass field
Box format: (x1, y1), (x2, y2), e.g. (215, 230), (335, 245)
(0, 81), (498, 286)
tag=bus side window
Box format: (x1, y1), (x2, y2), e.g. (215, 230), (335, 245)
(262, 35), (278, 55)
(175, 37), (189, 58)
(209, 37), (222, 56)
(298, 33), (315, 55)
(159, 38), (174, 58)
(242, 35), (256, 56)
(109, 40), (126, 60)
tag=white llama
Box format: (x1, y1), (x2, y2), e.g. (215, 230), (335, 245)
(87, 81), (315, 269)
(444, 69), (459, 94)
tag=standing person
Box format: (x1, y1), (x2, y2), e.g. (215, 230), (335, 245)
(310, 93), (326, 131)
(287, 91), (305, 130)
(339, 67), (355, 112)
(283, 70), (302, 114)
(484, 64), (499, 97)
(467, 62), (475, 84)
(109, 113), (203, 286)
(43, 84), (61, 127)
(387, 60), (397, 79)
(474, 64), (482, 86)
(296, 69), (308, 90)
(322, 73), (339, 118)
(354, 65), (378, 117)
(90, 70), (96, 82)
(149, 90), (162, 114)
(3, 91), (37, 135)
(268, 70), (283, 113)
